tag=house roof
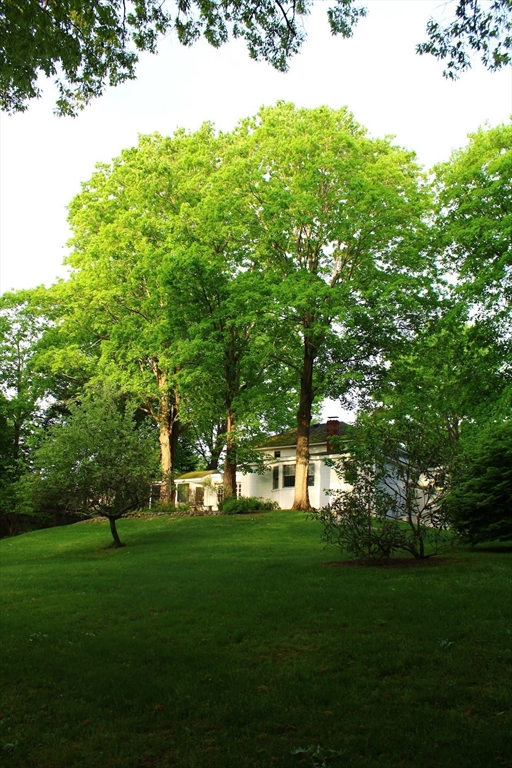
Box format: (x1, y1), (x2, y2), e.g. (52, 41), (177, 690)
(256, 421), (349, 449)
(175, 470), (217, 481)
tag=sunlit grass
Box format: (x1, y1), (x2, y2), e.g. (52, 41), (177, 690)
(1, 513), (511, 767)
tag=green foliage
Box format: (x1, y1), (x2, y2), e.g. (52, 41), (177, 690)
(0, 0), (368, 115)
(417, 0), (512, 78)
(2, 1), (508, 115)
(376, 308), (510, 449)
(0, 289), (65, 531)
(235, 102), (434, 508)
(313, 477), (409, 562)
(444, 418), (512, 544)
(221, 495), (279, 514)
(19, 386), (158, 546)
(434, 122), (512, 316)
(0, 393), (16, 518)
(0, 289), (55, 462)
(314, 415), (451, 560)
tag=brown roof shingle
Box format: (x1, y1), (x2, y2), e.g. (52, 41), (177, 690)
(256, 421), (348, 449)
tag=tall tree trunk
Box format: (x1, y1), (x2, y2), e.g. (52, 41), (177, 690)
(292, 331), (316, 510)
(223, 329), (239, 498)
(159, 411), (172, 503)
(155, 368), (181, 504)
(223, 409), (237, 497)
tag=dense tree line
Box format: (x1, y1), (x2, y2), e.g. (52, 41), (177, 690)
(1, 108), (510, 542)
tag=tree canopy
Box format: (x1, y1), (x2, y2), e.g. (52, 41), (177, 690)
(1, 0), (510, 115)
(20, 386), (158, 546)
(1, 114), (510, 533)
(434, 122), (512, 320)
(235, 103), (434, 508)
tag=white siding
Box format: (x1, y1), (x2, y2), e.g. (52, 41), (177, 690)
(174, 441), (349, 511)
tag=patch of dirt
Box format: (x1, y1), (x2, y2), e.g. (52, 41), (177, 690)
(323, 556), (455, 568)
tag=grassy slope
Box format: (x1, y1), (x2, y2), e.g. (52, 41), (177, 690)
(0, 512), (511, 768)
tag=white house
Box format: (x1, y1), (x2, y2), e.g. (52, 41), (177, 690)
(174, 418), (352, 510)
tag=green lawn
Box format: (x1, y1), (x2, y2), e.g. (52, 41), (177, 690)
(0, 512), (511, 768)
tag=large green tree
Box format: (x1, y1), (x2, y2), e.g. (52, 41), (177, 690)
(57, 124), (296, 499)
(20, 386), (158, 547)
(232, 103), (433, 509)
(373, 307), (510, 449)
(56, 128), (220, 500)
(0, 289), (55, 467)
(434, 122), (512, 320)
(1, 1), (509, 115)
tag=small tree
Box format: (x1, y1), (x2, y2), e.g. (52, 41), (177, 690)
(443, 417), (512, 544)
(313, 416), (450, 561)
(20, 388), (158, 547)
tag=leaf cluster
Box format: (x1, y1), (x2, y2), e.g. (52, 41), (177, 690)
(417, 0), (512, 78)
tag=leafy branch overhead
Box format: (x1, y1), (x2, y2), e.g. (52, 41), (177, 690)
(1, 0), (510, 115)
(417, 0), (512, 78)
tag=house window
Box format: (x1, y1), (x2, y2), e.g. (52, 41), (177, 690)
(195, 486), (204, 505)
(281, 463), (314, 488)
(274, 450), (281, 458)
(236, 482), (242, 498)
(177, 484), (189, 504)
(283, 464), (295, 487)
(216, 486), (224, 504)
(272, 466), (279, 490)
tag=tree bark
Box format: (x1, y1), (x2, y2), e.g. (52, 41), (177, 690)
(108, 517), (125, 548)
(223, 408), (237, 497)
(222, 329), (240, 498)
(292, 329), (316, 510)
(155, 368), (181, 504)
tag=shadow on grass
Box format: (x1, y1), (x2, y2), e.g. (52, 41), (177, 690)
(323, 556), (457, 568)
(468, 544), (512, 554)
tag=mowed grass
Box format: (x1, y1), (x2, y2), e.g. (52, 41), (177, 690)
(0, 513), (511, 768)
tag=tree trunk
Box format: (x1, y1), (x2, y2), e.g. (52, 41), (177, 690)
(223, 329), (239, 498)
(159, 415), (172, 503)
(156, 370), (181, 504)
(223, 409), (237, 497)
(292, 331), (316, 510)
(108, 517), (125, 548)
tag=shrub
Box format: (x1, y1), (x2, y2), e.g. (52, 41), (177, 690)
(312, 416), (451, 560)
(443, 419), (512, 544)
(221, 496), (279, 515)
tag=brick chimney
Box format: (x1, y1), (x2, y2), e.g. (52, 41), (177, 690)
(326, 417), (340, 453)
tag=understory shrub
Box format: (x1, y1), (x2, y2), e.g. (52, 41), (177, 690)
(221, 496), (279, 515)
(312, 416), (451, 560)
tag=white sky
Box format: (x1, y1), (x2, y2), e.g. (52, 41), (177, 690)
(0, 0), (510, 420)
